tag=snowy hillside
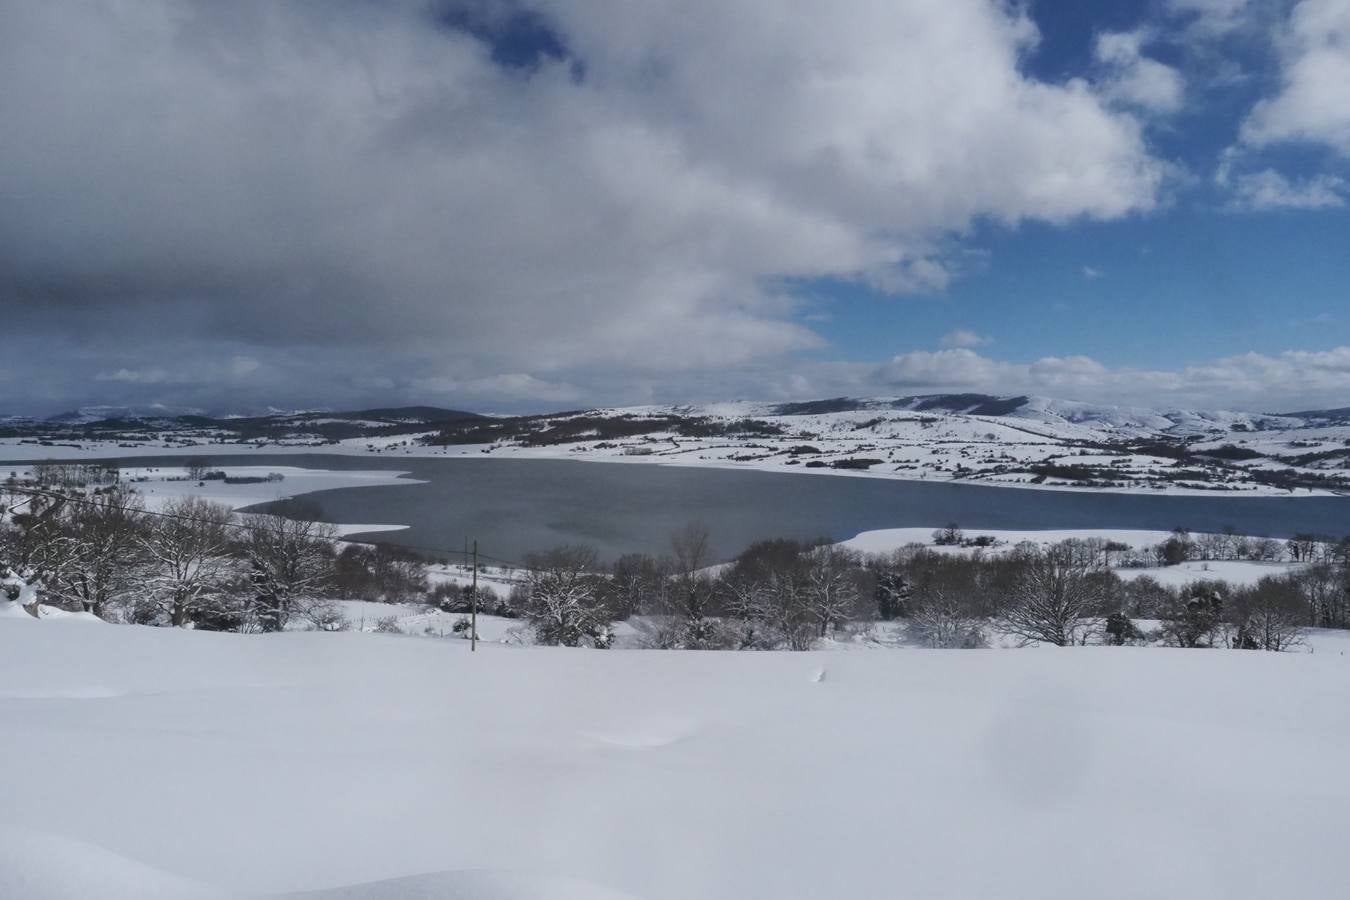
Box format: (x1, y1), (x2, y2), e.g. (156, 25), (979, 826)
(3, 393), (1348, 495)
(406, 393), (1350, 495)
(2, 616), (1348, 899)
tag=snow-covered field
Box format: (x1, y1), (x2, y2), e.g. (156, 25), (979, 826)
(2, 615), (1348, 899)
(1114, 559), (1307, 588)
(838, 527), (1309, 587)
(840, 526), (1178, 555)
(327, 601), (529, 644)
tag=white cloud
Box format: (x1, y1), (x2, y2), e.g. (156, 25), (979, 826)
(872, 345), (1350, 410)
(95, 368), (171, 385)
(412, 373), (582, 405)
(1094, 31), (1185, 114)
(229, 356), (260, 378)
(875, 349), (1020, 390)
(940, 329), (992, 349)
(1082, 265), (1104, 279)
(1165, 0), (1252, 36)
(93, 356), (263, 387)
(0, 0), (1168, 409)
(1241, 0), (1350, 155)
(1230, 169), (1346, 210)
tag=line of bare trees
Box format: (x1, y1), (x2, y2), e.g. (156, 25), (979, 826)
(5, 473), (1347, 655)
(507, 526), (869, 650)
(0, 484), (412, 631)
(508, 527), (1350, 652)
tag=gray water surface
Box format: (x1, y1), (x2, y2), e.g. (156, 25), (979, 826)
(173, 454), (1348, 563)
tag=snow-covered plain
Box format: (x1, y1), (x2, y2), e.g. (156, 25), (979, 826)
(840, 526), (1178, 555)
(838, 528), (1309, 587)
(3, 616), (1348, 900)
(1114, 559), (1307, 588)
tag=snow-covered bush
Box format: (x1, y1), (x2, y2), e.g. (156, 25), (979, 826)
(910, 590), (985, 648)
(1, 567), (42, 618)
(520, 545), (613, 647)
(138, 496), (239, 628)
(373, 616), (402, 634)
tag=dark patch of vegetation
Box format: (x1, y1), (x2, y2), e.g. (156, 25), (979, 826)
(427, 413), (785, 448)
(1030, 462), (1106, 481)
(903, 394), (1029, 417)
(1198, 444), (1263, 461)
(770, 398), (868, 416)
(829, 458), (885, 470)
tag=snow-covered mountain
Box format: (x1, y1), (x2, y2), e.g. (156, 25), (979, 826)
(3, 393), (1347, 495)
(649, 393), (1329, 436)
(44, 404), (206, 425)
(405, 393), (1349, 495)
(746, 394), (1314, 435)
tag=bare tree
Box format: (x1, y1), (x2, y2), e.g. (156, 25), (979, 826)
(670, 522), (716, 645)
(606, 553), (669, 618)
(932, 523), (963, 546)
(719, 569), (813, 650)
(1157, 582), (1226, 648)
(711, 538), (823, 650)
(238, 512), (337, 631)
(910, 587), (985, 648)
(45, 485), (147, 620)
(0, 487), (74, 589)
(720, 573), (779, 649)
(998, 545), (1105, 646)
(803, 545), (858, 637)
(185, 457), (212, 482)
(1294, 563), (1346, 629)
(139, 496), (237, 627)
(1228, 577), (1306, 651)
(1157, 529), (1194, 566)
(1286, 533), (1321, 563)
(521, 545), (612, 647)
(1248, 538), (1285, 562)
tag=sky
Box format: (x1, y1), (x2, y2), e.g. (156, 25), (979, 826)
(2, 0), (1349, 416)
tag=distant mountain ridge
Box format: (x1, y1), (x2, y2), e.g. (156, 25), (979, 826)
(4, 405), (486, 443)
(19, 394), (1350, 432)
(770, 394), (1029, 418)
(761, 393), (1329, 435)
(5, 392), (1347, 493)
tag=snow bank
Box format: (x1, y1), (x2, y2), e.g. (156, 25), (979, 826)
(1116, 559), (1305, 588)
(114, 464), (418, 516)
(0, 826), (216, 899)
(840, 526), (1176, 555)
(0, 827), (635, 900)
(2, 618), (1348, 899)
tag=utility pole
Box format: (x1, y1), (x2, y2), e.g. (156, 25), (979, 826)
(471, 539), (479, 652)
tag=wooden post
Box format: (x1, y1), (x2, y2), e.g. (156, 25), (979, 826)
(471, 539), (478, 652)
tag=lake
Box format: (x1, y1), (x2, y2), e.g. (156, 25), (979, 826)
(126, 454), (1350, 564)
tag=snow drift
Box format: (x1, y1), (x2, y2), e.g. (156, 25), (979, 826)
(2, 616), (1347, 899)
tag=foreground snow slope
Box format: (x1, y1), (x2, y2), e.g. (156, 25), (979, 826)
(2, 619), (1348, 899)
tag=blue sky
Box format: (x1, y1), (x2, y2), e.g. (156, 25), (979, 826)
(812, 206), (1350, 369)
(806, 0), (1350, 374)
(1, 0), (1348, 414)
